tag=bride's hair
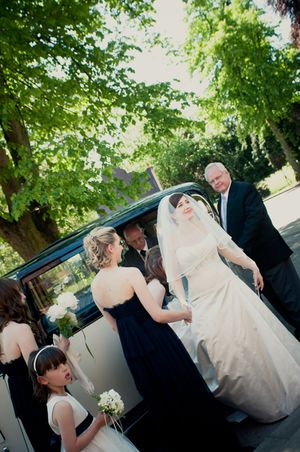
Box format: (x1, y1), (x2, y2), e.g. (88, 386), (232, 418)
(168, 192), (185, 209)
(83, 226), (116, 269)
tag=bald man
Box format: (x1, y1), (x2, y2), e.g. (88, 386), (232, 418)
(122, 223), (157, 276)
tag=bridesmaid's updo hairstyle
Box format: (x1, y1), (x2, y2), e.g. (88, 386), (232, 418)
(83, 226), (117, 269)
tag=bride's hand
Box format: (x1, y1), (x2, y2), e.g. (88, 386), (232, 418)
(253, 267), (264, 292)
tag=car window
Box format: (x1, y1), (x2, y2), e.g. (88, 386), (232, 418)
(25, 251), (96, 323)
(191, 193), (219, 222)
(118, 211), (157, 248)
(25, 214), (159, 334)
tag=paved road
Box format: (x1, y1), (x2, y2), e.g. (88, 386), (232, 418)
(265, 184), (300, 275)
(265, 184), (300, 230)
(232, 184), (300, 449)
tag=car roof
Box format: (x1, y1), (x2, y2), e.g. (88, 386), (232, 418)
(4, 182), (206, 280)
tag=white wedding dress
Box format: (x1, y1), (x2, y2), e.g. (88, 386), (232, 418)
(47, 393), (139, 451)
(177, 233), (300, 422)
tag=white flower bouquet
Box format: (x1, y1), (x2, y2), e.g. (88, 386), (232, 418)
(95, 389), (124, 416)
(47, 291), (94, 359)
(47, 292), (79, 338)
(95, 389), (124, 417)
(95, 389), (125, 439)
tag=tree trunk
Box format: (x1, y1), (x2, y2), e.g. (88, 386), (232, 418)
(0, 212), (58, 261)
(0, 73), (60, 260)
(268, 119), (300, 181)
(29, 201), (60, 244)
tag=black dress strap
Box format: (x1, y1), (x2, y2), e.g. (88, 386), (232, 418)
(75, 412), (94, 436)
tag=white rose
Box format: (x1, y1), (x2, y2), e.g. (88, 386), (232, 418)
(56, 292), (78, 310)
(47, 304), (67, 322)
(66, 311), (78, 326)
(108, 389), (117, 397)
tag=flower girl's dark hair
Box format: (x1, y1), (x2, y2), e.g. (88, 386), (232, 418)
(29, 347), (67, 402)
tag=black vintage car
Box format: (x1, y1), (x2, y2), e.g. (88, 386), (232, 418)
(1, 182), (217, 451)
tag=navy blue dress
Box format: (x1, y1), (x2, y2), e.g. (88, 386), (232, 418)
(105, 294), (242, 452)
(0, 356), (58, 452)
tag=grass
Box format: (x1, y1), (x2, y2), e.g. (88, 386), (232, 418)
(257, 165), (297, 198)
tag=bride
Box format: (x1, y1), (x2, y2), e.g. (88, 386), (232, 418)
(157, 192), (300, 423)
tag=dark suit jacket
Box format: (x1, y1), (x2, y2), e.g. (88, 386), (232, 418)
(217, 181), (292, 272)
(121, 236), (158, 275)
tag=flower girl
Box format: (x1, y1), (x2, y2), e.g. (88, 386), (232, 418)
(29, 346), (139, 452)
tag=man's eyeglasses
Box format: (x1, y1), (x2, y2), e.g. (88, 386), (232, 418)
(208, 173), (223, 185)
(126, 235), (145, 247)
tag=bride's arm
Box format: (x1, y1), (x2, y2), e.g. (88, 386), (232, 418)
(131, 269), (192, 324)
(159, 231), (188, 308)
(218, 245), (264, 291)
(171, 278), (189, 309)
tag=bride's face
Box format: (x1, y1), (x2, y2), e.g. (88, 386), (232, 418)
(174, 196), (194, 222)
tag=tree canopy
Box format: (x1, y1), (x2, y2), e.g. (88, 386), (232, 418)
(133, 124), (276, 194)
(0, 0), (189, 261)
(184, 0), (300, 179)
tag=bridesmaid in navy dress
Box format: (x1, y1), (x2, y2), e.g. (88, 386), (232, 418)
(0, 278), (68, 451)
(83, 226), (243, 452)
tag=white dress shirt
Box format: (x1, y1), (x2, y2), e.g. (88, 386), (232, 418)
(220, 185), (231, 231)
